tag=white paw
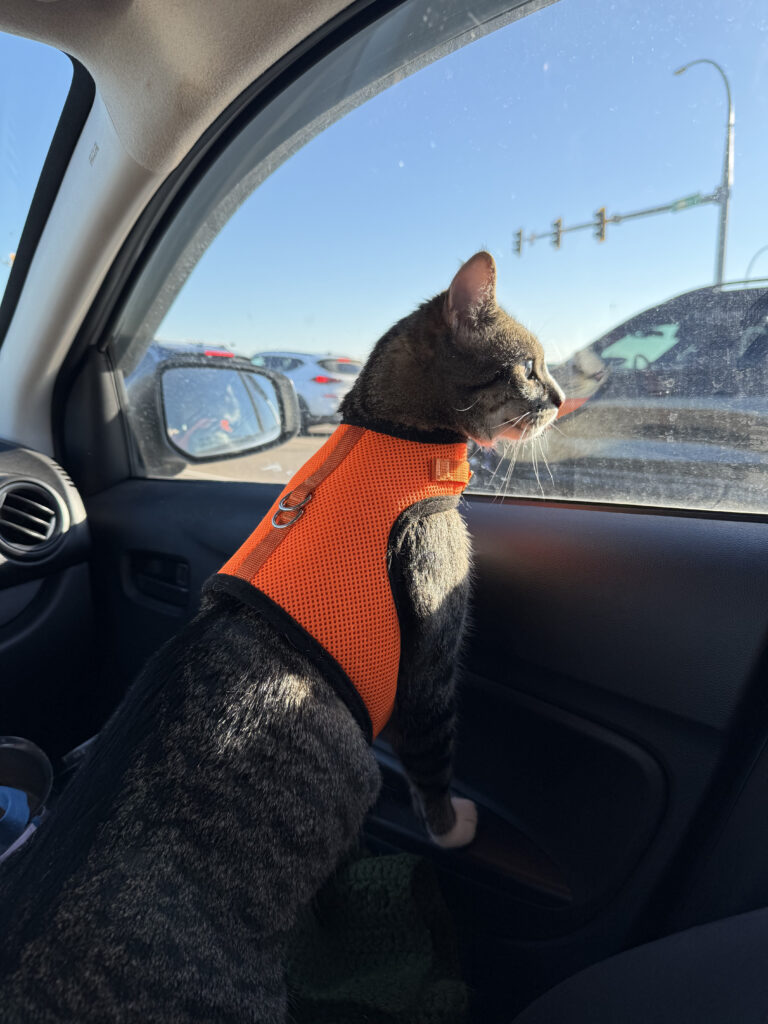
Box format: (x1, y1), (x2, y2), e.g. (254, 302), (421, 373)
(429, 797), (478, 849)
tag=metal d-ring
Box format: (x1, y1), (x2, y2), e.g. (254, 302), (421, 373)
(278, 491), (313, 512)
(271, 490), (312, 529)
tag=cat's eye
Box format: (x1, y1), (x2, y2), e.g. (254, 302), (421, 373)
(524, 359), (535, 380)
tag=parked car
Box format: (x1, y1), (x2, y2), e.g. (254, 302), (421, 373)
(251, 351), (362, 433)
(471, 282), (768, 512)
(554, 283), (768, 404)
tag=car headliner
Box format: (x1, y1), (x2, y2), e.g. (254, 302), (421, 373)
(0, 0), (356, 176)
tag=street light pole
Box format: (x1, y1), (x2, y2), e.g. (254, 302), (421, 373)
(674, 59), (734, 286)
(746, 245), (768, 281)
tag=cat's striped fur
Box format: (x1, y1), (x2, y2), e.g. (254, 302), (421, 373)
(0, 252), (561, 1021)
(0, 509), (469, 1021)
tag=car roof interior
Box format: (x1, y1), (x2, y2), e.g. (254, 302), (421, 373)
(0, 0), (353, 176)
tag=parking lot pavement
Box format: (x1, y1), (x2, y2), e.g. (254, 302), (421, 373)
(177, 429), (331, 483)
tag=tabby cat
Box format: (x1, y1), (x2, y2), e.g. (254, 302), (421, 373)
(0, 251), (563, 1022)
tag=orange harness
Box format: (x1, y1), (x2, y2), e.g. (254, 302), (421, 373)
(210, 423), (471, 740)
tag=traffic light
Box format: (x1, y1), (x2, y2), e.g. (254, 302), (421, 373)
(594, 207), (606, 242)
(552, 218), (562, 249)
(513, 229), (523, 256)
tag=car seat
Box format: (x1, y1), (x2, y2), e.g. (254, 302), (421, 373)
(512, 906), (768, 1023)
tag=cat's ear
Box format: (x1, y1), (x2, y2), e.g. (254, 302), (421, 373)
(445, 251), (497, 331)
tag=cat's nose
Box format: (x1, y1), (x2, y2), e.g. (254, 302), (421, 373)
(548, 379), (565, 408)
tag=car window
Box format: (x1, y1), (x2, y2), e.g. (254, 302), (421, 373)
(318, 359), (364, 375)
(256, 355), (302, 371)
(0, 33), (72, 311)
(110, 0), (768, 513)
(600, 326), (680, 367)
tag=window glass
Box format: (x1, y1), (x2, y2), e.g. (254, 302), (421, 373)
(0, 34), (72, 309)
(112, 0), (768, 513)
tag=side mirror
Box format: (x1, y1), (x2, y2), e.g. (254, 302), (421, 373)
(161, 363), (297, 460)
(124, 351), (300, 476)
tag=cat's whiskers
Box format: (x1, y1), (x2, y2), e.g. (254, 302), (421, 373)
(491, 411), (530, 432)
(539, 436), (555, 487)
(480, 412), (531, 501)
(453, 397), (480, 412)
(496, 453), (511, 504)
(486, 440), (509, 493)
(501, 425), (528, 500)
(490, 440), (510, 503)
(531, 437), (544, 497)
(490, 440), (510, 502)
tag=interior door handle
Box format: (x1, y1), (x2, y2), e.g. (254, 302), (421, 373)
(126, 550), (190, 608)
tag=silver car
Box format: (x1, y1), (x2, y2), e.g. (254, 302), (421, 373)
(251, 351), (362, 433)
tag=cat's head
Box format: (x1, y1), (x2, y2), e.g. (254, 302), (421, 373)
(343, 251), (564, 444)
(437, 251), (564, 444)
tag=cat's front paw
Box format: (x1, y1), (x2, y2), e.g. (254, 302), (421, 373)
(429, 797), (478, 849)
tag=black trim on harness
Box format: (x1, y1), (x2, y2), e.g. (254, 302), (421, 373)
(341, 414), (465, 446)
(204, 573), (373, 744)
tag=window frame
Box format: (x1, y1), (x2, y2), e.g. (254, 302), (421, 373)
(54, 0), (768, 523)
(0, 57), (95, 351)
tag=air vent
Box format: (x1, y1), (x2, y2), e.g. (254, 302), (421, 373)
(0, 481), (66, 560)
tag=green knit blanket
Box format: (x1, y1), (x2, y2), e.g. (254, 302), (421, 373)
(287, 852), (470, 1024)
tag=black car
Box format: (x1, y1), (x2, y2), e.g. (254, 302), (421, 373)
(472, 282), (768, 513)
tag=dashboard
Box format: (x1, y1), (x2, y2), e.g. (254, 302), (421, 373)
(0, 441), (93, 758)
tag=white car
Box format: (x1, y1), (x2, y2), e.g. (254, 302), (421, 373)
(251, 351), (362, 433)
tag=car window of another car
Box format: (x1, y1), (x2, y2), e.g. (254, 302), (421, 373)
(318, 359), (363, 375)
(0, 33), (72, 313)
(600, 325), (680, 367)
(108, 0), (768, 514)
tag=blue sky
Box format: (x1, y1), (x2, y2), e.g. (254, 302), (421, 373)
(0, 35), (71, 284)
(3, 0), (768, 364)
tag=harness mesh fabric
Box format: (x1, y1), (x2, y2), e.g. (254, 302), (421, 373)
(218, 425), (470, 738)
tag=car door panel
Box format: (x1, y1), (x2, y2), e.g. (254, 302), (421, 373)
(467, 500), (768, 730)
(82, 476), (768, 1015)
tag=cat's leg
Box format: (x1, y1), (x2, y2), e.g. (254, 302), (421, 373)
(233, 689), (381, 1021)
(386, 506), (477, 848)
